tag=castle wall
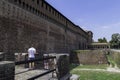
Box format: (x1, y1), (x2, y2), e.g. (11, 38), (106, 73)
(70, 50), (108, 64)
(0, 0), (92, 54)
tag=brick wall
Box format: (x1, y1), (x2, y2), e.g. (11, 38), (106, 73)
(70, 50), (108, 64)
(0, 0), (91, 56)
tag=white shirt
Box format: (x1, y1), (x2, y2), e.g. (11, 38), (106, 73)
(28, 47), (36, 58)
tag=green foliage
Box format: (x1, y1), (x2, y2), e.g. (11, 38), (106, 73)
(98, 38), (103, 43)
(105, 50), (120, 67)
(110, 33), (120, 48)
(109, 51), (120, 67)
(106, 55), (116, 67)
(98, 37), (107, 43)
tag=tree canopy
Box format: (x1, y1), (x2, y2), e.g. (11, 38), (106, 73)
(109, 33), (120, 48)
(98, 37), (107, 43)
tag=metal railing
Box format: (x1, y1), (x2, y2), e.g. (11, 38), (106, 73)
(15, 56), (56, 80)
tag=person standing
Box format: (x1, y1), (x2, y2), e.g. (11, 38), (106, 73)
(28, 47), (36, 69)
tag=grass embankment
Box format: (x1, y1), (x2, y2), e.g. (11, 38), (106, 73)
(70, 64), (107, 70)
(70, 64), (120, 80)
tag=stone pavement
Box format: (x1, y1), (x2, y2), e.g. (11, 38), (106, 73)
(15, 67), (54, 80)
(111, 49), (120, 52)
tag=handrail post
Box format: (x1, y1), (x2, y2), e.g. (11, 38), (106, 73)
(48, 53), (71, 80)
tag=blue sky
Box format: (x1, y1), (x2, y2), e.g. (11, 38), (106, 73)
(46, 0), (120, 42)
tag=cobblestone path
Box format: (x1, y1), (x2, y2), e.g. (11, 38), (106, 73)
(15, 67), (53, 80)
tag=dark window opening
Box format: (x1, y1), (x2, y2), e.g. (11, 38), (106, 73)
(32, 7), (35, 12)
(38, 11), (40, 15)
(46, 5), (47, 10)
(30, 6), (32, 11)
(41, 1), (43, 7)
(35, 9), (37, 14)
(14, 0), (17, 2)
(26, 4), (28, 8)
(52, 10), (54, 14)
(49, 7), (51, 12)
(37, 0), (39, 4)
(18, 0), (21, 4)
(22, 2), (25, 7)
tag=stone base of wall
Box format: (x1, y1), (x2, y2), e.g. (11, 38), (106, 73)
(0, 61), (15, 80)
(70, 50), (108, 64)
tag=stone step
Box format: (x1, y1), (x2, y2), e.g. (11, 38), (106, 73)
(70, 74), (80, 80)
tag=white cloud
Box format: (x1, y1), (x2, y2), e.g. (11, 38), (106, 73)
(102, 26), (109, 29)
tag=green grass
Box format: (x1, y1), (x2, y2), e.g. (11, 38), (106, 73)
(70, 64), (120, 80)
(71, 70), (120, 80)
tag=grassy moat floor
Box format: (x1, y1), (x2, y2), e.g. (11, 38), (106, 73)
(70, 64), (120, 80)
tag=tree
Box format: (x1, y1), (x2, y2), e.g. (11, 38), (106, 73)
(103, 37), (107, 42)
(109, 33), (120, 48)
(98, 38), (103, 43)
(98, 37), (107, 43)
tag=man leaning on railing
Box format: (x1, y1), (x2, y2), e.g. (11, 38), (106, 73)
(28, 47), (36, 69)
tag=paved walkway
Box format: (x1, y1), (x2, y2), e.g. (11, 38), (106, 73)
(15, 67), (53, 80)
(111, 49), (120, 52)
(72, 67), (120, 73)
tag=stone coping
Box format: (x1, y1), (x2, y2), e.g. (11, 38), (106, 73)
(0, 61), (14, 65)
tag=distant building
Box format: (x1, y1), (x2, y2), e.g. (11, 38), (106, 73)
(88, 43), (110, 49)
